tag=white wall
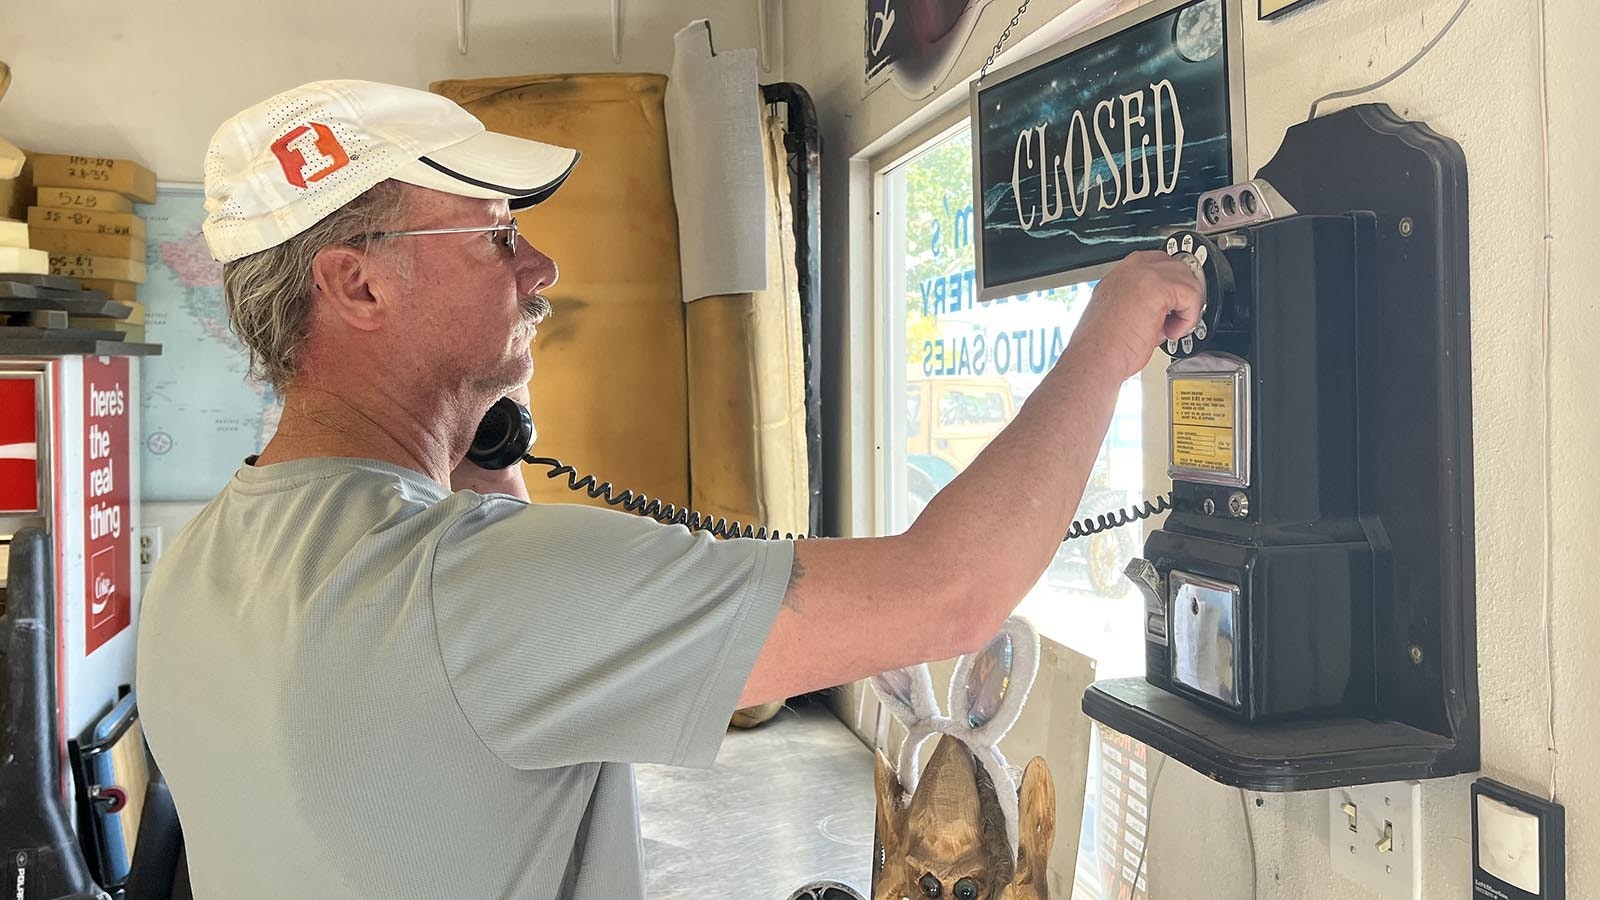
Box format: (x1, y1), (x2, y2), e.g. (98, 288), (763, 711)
(0, 0), (777, 180)
(785, 0), (1599, 896)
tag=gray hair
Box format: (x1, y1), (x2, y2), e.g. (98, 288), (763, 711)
(222, 180), (409, 392)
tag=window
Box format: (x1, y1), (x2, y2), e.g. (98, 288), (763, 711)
(875, 121), (1157, 900)
(877, 123), (1148, 678)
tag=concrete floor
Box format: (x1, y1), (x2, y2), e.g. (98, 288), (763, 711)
(636, 697), (876, 900)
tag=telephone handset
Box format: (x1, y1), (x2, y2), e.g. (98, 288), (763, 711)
(468, 393), (1169, 544)
(467, 396), (535, 470)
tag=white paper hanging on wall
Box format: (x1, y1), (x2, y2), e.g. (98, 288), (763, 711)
(664, 19), (768, 303)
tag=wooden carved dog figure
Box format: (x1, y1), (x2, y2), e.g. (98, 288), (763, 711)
(872, 733), (1056, 900)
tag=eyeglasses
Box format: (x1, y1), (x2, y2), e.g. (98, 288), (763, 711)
(357, 219), (522, 256)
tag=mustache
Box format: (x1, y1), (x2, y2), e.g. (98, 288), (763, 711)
(520, 293), (552, 324)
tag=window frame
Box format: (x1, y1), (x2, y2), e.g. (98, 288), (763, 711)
(868, 113), (974, 538)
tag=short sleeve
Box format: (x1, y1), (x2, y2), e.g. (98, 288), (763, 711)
(429, 498), (794, 770)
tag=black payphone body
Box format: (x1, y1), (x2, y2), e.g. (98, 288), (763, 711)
(1137, 207), (1377, 723)
(1083, 104), (1478, 792)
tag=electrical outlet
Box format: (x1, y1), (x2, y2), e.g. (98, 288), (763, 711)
(138, 525), (163, 572)
(1329, 781), (1421, 900)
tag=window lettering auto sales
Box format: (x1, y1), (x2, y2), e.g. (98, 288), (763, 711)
(918, 266), (1076, 379)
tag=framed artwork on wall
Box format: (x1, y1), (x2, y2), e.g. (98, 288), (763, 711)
(865, 0), (995, 99)
(1259, 0), (1322, 18)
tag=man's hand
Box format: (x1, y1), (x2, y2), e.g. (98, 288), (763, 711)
(449, 386), (533, 501)
(1069, 250), (1207, 379)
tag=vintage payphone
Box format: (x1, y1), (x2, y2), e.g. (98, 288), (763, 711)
(1082, 104), (1478, 791)
(1131, 179), (1377, 722)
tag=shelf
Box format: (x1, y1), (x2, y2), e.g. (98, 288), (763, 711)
(0, 338), (161, 357)
(1082, 678), (1473, 792)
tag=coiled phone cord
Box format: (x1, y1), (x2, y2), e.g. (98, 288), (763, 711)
(523, 452), (1172, 545)
(1062, 493), (1173, 541)
(523, 455), (804, 541)
(475, 397), (1171, 542)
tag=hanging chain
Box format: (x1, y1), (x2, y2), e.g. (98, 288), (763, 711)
(979, 0), (1032, 81)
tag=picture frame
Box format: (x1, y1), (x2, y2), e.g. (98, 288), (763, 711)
(1259, 0), (1320, 19)
(865, 0), (994, 100)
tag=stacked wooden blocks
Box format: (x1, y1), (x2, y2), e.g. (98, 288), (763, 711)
(1, 151), (155, 348)
(26, 155), (154, 340)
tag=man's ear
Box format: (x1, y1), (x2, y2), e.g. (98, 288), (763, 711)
(309, 243), (385, 332)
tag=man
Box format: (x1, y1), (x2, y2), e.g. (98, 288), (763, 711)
(137, 80), (1203, 900)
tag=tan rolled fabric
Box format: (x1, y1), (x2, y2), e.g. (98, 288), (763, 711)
(432, 74), (690, 510)
(684, 111), (809, 538)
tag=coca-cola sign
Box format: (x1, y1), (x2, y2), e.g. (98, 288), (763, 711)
(84, 356), (131, 655)
(0, 376), (40, 514)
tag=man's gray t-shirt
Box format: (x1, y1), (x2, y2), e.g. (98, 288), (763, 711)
(136, 457), (794, 899)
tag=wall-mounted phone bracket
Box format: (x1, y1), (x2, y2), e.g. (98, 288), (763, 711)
(1082, 103), (1477, 792)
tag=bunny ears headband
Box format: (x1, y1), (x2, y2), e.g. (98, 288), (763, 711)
(868, 616), (1041, 852)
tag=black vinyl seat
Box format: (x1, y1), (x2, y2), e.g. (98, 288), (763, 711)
(2, 528), (101, 899)
(3, 529), (191, 900)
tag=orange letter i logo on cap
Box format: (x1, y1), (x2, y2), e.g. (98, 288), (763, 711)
(271, 122), (351, 189)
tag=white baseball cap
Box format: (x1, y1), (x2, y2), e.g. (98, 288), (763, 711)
(201, 79), (580, 263)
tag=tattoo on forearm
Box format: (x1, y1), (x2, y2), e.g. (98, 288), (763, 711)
(782, 556), (806, 613)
